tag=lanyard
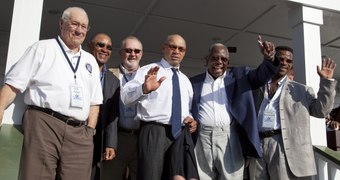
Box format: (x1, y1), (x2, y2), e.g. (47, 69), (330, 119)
(55, 38), (81, 83)
(119, 65), (130, 83)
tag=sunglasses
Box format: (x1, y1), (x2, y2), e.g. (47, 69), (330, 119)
(122, 48), (142, 54)
(96, 42), (113, 51)
(209, 56), (229, 63)
(276, 56), (293, 64)
(165, 44), (186, 53)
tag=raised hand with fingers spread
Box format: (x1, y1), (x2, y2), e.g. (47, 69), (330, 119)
(317, 57), (337, 79)
(142, 66), (166, 94)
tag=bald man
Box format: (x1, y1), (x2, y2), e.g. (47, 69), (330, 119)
(121, 34), (197, 180)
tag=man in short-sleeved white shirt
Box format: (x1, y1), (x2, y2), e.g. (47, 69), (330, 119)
(0, 7), (102, 180)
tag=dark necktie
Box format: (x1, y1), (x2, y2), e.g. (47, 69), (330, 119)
(171, 68), (182, 139)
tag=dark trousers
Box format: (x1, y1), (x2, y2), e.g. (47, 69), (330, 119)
(101, 131), (138, 180)
(137, 122), (173, 180)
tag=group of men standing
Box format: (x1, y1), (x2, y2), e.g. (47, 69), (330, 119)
(0, 6), (337, 180)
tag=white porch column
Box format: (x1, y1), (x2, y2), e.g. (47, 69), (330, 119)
(289, 6), (326, 146)
(3, 0), (44, 124)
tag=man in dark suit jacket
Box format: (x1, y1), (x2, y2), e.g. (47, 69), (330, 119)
(190, 37), (278, 179)
(88, 33), (120, 180)
(249, 46), (337, 179)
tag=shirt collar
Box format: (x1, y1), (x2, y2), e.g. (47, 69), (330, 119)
(268, 75), (288, 86)
(57, 36), (82, 56)
(119, 64), (139, 75)
(160, 58), (180, 70)
(102, 64), (107, 73)
(205, 71), (226, 82)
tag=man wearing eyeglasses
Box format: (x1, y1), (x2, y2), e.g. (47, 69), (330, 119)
(0, 7), (103, 180)
(190, 37), (279, 180)
(101, 36), (143, 180)
(87, 33), (120, 180)
(121, 34), (198, 180)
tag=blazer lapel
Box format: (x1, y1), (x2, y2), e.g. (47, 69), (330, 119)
(224, 71), (235, 103)
(192, 74), (204, 106)
(103, 72), (114, 102)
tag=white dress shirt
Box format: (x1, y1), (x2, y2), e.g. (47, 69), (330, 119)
(121, 58), (193, 125)
(258, 75), (287, 131)
(198, 72), (231, 126)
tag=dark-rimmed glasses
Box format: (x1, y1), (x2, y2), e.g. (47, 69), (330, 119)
(165, 44), (186, 53)
(96, 42), (113, 51)
(122, 48), (142, 54)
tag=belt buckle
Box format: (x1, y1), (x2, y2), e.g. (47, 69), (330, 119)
(65, 118), (80, 127)
(267, 130), (275, 137)
(260, 130), (274, 139)
(266, 130), (273, 137)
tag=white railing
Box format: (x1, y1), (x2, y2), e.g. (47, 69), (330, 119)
(313, 146), (340, 180)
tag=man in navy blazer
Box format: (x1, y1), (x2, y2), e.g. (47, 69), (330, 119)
(190, 37), (278, 179)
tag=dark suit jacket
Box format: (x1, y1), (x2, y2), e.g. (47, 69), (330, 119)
(163, 127), (199, 180)
(93, 69), (120, 165)
(190, 59), (278, 158)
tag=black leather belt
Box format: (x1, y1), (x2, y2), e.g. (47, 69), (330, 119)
(140, 121), (172, 132)
(140, 121), (171, 128)
(259, 129), (281, 139)
(27, 105), (85, 127)
(118, 127), (139, 135)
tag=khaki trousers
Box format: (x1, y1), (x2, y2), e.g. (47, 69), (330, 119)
(20, 109), (94, 180)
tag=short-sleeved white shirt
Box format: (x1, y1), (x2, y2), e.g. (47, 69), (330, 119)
(5, 36), (103, 121)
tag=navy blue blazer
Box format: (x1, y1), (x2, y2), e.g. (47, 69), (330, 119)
(190, 59), (278, 158)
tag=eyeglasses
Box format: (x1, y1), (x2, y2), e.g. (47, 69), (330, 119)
(276, 56), (293, 64)
(209, 56), (228, 63)
(96, 42), (113, 51)
(165, 44), (186, 53)
(68, 21), (90, 32)
(122, 48), (142, 54)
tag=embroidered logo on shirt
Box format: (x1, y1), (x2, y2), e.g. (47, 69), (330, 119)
(85, 63), (92, 74)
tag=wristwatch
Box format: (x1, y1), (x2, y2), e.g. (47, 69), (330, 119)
(86, 125), (96, 135)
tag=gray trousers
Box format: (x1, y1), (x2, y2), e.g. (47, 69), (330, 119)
(137, 122), (173, 180)
(195, 124), (244, 180)
(248, 134), (312, 180)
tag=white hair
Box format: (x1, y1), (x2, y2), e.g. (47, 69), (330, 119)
(61, 7), (88, 21)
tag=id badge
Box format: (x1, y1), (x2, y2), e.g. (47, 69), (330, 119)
(261, 109), (276, 129)
(124, 104), (137, 118)
(70, 85), (84, 108)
